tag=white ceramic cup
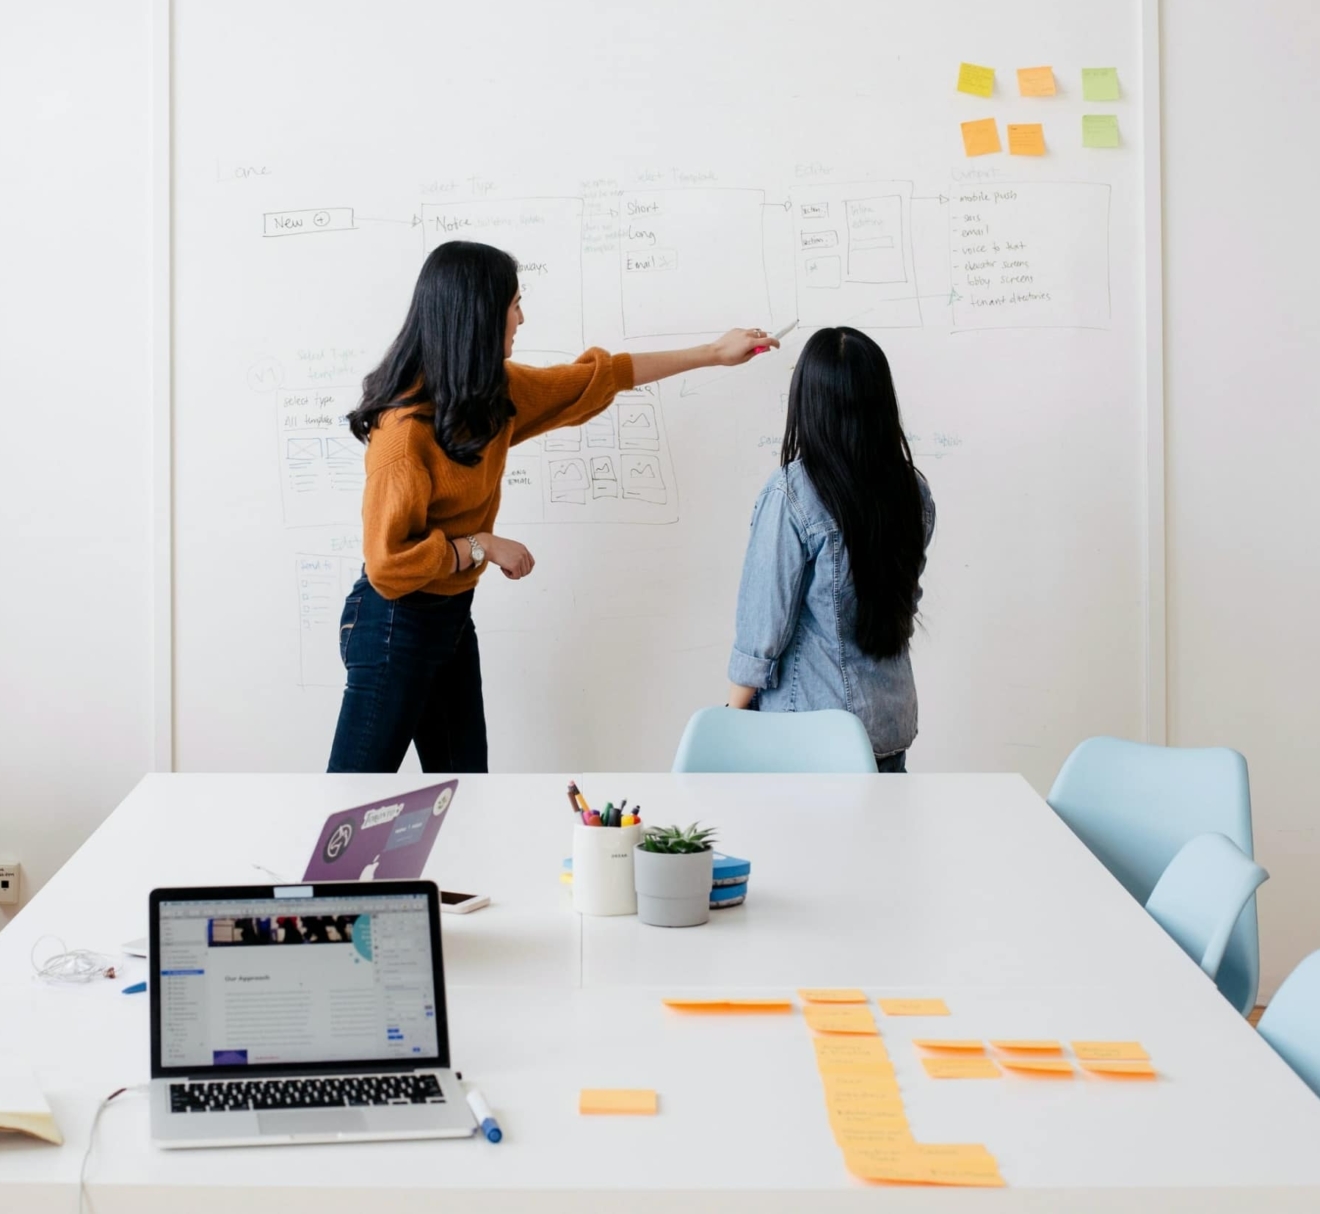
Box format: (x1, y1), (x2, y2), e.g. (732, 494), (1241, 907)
(572, 822), (642, 916)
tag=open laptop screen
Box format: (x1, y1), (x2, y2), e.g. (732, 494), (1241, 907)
(152, 887), (444, 1076)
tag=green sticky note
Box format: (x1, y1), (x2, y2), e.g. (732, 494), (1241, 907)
(1082, 68), (1120, 102)
(1082, 114), (1120, 148)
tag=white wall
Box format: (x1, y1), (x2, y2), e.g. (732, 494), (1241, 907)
(1162, 0), (1320, 998)
(0, 2), (156, 927)
(2, 2), (1318, 1004)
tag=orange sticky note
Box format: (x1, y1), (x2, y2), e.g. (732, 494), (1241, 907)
(834, 1124), (916, 1149)
(1071, 1041), (1149, 1061)
(1017, 66), (1056, 96)
(922, 1056), (1002, 1080)
(1008, 123), (1046, 156)
(661, 998), (792, 1013)
(820, 1069), (898, 1096)
(957, 62), (995, 98)
(961, 118), (1002, 157)
(990, 1039), (1063, 1054)
(799, 988), (868, 1004)
(878, 998), (949, 1017)
(845, 1144), (1004, 1187)
(579, 1089), (657, 1115)
(804, 1005), (878, 1035)
(913, 1039), (984, 1053)
(1082, 1060), (1157, 1079)
(1001, 1058), (1075, 1077)
(829, 1105), (910, 1135)
(814, 1037), (891, 1070)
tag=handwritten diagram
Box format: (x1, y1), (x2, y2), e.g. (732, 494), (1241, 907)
(276, 387), (363, 527)
(295, 554), (361, 687)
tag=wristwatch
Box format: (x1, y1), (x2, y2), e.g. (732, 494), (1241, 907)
(465, 535), (485, 568)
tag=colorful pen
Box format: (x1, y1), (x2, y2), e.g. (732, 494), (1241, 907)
(466, 1088), (502, 1143)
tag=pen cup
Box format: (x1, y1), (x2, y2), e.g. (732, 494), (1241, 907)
(572, 822), (642, 917)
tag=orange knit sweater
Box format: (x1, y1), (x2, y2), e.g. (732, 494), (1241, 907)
(360, 349), (634, 599)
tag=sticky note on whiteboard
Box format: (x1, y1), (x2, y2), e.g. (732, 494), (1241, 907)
(957, 62), (995, 98)
(1008, 123), (1046, 156)
(960, 118), (1002, 157)
(1082, 115), (1120, 148)
(1017, 66), (1056, 96)
(1082, 67), (1121, 101)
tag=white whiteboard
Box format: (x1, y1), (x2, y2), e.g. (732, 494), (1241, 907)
(171, 0), (1153, 786)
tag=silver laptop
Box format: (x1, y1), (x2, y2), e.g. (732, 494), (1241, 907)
(148, 880), (475, 1148)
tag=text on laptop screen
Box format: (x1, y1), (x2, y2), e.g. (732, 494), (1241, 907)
(157, 892), (439, 1069)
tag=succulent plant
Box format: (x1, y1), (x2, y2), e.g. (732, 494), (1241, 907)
(638, 822), (717, 855)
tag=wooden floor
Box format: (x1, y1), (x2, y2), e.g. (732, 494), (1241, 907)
(1249, 1005), (1265, 1027)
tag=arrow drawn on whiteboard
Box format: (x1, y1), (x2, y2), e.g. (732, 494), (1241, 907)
(760, 200), (792, 211)
(358, 215), (423, 227)
(912, 194), (950, 204)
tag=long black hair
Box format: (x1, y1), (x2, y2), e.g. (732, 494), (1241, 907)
(348, 241), (519, 465)
(782, 327), (927, 660)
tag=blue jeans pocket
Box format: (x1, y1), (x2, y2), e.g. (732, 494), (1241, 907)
(338, 597), (361, 666)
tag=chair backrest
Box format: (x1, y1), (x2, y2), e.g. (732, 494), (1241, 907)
(672, 707), (879, 774)
(1257, 951), (1320, 1099)
(1144, 833), (1268, 980)
(1048, 736), (1260, 1013)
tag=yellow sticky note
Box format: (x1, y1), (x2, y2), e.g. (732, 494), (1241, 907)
(1082, 114), (1120, 148)
(1071, 1041), (1149, 1061)
(1017, 66), (1056, 96)
(961, 118), (1002, 157)
(913, 1039), (984, 1053)
(799, 988), (868, 1004)
(1008, 123), (1046, 156)
(957, 62), (995, 98)
(845, 1144), (1004, 1187)
(922, 1056), (1002, 1080)
(1082, 1060), (1157, 1079)
(814, 1037), (892, 1070)
(804, 1005), (878, 1035)
(1001, 1058), (1075, 1077)
(990, 1039), (1063, 1054)
(878, 998), (950, 1017)
(1082, 67), (1120, 101)
(579, 1089), (657, 1115)
(661, 998), (792, 1013)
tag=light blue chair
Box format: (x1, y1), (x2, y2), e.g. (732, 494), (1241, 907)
(1257, 951), (1320, 1098)
(1048, 737), (1260, 1014)
(672, 707), (878, 774)
(1144, 833), (1268, 981)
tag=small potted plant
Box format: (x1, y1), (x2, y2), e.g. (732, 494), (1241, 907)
(634, 823), (717, 928)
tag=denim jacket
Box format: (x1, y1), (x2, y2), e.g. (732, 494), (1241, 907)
(728, 461), (936, 759)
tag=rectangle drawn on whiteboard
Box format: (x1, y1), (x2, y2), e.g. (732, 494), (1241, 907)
(421, 197), (584, 354)
(264, 208), (355, 237)
(948, 182), (1111, 330)
(619, 189), (770, 337)
(277, 387), (362, 527)
(296, 554), (360, 688)
(791, 182), (920, 329)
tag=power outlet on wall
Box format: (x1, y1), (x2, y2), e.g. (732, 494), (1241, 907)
(0, 863), (20, 906)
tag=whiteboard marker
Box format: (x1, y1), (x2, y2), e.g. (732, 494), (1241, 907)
(754, 320), (797, 353)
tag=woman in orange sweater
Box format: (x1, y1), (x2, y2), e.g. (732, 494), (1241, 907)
(328, 240), (777, 773)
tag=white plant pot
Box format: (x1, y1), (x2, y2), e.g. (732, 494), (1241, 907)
(571, 823), (642, 916)
(633, 846), (714, 928)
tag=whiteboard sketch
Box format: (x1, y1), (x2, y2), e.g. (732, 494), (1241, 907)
(296, 554), (361, 687)
(277, 387), (363, 527)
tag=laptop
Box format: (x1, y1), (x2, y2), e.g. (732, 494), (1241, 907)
(303, 780), (458, 882)
(148, 880), (475, 1148)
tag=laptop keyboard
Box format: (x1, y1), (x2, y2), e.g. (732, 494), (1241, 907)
(169, 1073), (444, 1113)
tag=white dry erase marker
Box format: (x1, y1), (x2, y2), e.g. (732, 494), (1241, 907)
(466, 1088), (502, 1142)
(754, 319), (798, 353)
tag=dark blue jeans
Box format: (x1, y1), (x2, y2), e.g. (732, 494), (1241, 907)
(327, 577), (488, 774)
(874, 750), (908, 773)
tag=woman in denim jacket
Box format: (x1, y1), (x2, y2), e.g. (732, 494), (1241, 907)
(727, 327), (935, 772)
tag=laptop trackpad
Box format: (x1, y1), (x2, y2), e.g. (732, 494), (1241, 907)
(258, 1110), (369, 1137)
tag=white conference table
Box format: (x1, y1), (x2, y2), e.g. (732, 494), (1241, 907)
(3, 772), (1320, 1212)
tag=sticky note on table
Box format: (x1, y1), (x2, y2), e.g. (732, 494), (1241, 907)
(957, 62), (995, 97)
(1082, 114), (1120, 148)
(922, 1056), (1002, 1080)
(579, 1089), (657, 1115)
(913, 1039), (984, 1053)
(799, 988), (868, 1004)
(878, 998), (949, 1017)
(1082, 1060), (1157, 1079)
(834, 1124), (916, 1150)
(821, 1069), (899, 1096)
(990, 1039), (1063, 1054)
(1082, 67), (1120, 101)
(1001, 1057), (1075, 1077)
(1017, 66), (1056, 96)
(805, 1005), (878, 1035)
(1071, 1041), (1149, 1061)
(829, 1105), (911, 1136)
(845, 1143), (1004, 1187)
(961, 118), (1002, 157)
(814, 1036), (892, 1071)
(661, 998), (792, 1013)
(1008, 123), (1046, 156)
